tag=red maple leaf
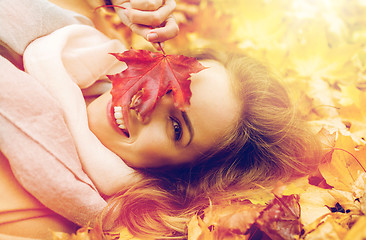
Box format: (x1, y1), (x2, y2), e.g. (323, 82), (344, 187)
(107, 49), (206, 128)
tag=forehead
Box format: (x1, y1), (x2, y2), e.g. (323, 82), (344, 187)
(186, 60), (241, 152)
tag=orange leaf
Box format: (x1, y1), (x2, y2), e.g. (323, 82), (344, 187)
(319, 133), (366, 191)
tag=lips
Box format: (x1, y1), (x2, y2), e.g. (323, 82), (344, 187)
(107, 101), (130, 137)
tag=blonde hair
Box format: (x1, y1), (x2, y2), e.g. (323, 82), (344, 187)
(100, 49), (321, 239)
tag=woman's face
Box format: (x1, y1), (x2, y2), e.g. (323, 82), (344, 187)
(87, 60), (241, 168)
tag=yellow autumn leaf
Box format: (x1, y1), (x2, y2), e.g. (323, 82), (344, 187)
(338, 86), (366, 144)
(286, 22), (358, 83)
(351, 172), (366, 214)
(328, 188), (362, 215)
(51, 231), (75, 240)
(187, 214), (204, 240)
(299, 185), (334, 227)
(319, 133), (366, 191)
(187, 213), (216, 240)
(301, 213), (349, 240)
(114, 227), (142, 240)
(344, 215), (366, 240)
(51, 228), (90, 240)
(338, 84), (364, 108)
(212, 0), (288, 49)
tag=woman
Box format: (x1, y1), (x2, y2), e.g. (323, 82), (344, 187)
(0, 0), (321, 238)
(97, 49), (322, 238)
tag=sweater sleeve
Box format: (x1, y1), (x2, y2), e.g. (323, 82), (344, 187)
(0, 0), (93, 55)
(23, 24), (136, 196)
(0, 55), (107, 226)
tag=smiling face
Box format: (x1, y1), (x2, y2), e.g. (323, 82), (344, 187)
(87, 60), (241, 168)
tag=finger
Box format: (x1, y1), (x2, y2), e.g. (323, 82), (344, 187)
(127, 25), (164, 51)
(112, 1), (132, 26)
(113, 2), (159, 42)
(128, 0), (176, 27)
(146, 15), (179, 42)
(129, 23), (153, 39)
(130, 0), (163, 11)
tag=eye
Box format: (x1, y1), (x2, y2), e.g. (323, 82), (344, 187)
(170, 116), (182, 141)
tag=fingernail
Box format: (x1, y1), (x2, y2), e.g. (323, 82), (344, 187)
(147, 32), (158, 42)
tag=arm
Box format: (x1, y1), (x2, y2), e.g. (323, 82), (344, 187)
(0, 0), (92, 56)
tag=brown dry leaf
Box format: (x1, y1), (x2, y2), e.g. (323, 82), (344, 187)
(256, 195), (302, 240)
(188, 193), (304, 240)
(196, 202), (266, 240)
(216, 204), (264, 238)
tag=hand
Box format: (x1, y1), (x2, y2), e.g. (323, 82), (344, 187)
(112, 0), (179, 49)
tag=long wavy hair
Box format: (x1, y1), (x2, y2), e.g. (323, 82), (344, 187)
(99, 49), (321, 239)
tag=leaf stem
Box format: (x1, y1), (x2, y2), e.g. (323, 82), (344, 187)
(158, 43), (166, 56)
(332, 147), (366, 172)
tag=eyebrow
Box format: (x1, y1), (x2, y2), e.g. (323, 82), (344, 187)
(181, 111), (194, 147)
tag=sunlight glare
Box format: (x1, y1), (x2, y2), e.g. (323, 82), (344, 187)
(290, 0), (345, 35)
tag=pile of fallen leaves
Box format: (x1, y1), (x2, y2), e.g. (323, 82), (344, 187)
(52, 0), (366, 239)
(52, 131), (366, 239)
(186, 128), (366, 239)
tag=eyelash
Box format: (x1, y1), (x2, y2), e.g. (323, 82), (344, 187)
(170, 116), (183, 141)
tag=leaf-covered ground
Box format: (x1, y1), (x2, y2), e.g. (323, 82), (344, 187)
(53, 0), (366, 239)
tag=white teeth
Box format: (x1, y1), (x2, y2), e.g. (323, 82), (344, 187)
(114, 112), (123, 119)
(113, 105), (125, 130)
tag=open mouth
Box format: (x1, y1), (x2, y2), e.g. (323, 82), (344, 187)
(108, 101), (130, 137)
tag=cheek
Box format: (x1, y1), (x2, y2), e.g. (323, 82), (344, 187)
(134, 138), (167, 165)
(86, 92), (115, 144)
(128, 129), (174, 167)
(87, 98), (106, 134)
